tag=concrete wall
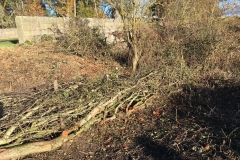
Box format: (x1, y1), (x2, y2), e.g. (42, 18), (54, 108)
(14, 16), (123, 44)
(81, 18), (123, 43)
(15, 16), (70, 43)
(0, 28), (18, 41)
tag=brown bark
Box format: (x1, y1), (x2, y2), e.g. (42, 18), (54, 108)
(0, 136), (68, 160)
(132, 44), (140, 72)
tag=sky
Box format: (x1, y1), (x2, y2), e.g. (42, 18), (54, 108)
(219, 0), (240, 16)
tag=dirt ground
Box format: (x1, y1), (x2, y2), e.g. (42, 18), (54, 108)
(0, 42), (120, 94)
(25, 104), (180, 160)
(0, 43), (240, 160)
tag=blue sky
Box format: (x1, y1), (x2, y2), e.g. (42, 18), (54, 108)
(219, 0), (240, 16)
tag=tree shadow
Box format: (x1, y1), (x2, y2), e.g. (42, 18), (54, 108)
(134, 136), (183, 160)
(0, 102), (3, 118)
(168, 78), (240, 157)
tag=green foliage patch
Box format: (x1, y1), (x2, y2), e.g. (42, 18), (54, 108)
(0, 40), (18, 48)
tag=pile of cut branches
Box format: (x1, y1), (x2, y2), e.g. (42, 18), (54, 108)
(0, 67), (186, 159)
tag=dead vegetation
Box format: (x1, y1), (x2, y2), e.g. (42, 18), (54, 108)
(0, 1), (240, 159)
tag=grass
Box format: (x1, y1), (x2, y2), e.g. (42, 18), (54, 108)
(0, 40), (18, 48)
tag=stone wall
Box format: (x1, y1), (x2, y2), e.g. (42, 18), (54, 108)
(0, 28), (18, 41)
(14, 16), (122, 44)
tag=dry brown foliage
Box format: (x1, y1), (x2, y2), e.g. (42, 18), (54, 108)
(0, 1), (240, 159)
(57, 18), (109, 57)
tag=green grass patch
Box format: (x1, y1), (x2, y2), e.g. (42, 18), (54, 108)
(0, 40), (18, 48)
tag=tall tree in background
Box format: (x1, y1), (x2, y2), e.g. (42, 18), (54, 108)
(77, 0), (95, 17)
(150, 0), (169, 22)
(164, 0), (222, 32)
(67, 0), (74, 16)
(47, 0), (74, 16)
(45, 0), (104, 18)
(23, 0), (45, 16)
(77, 0), (105, 18)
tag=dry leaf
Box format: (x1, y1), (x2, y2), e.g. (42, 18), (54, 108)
(104, 137), (112, 144)
(127, 105), (137, 114)
(203, 144), (210, 152)
(123, 144), (129, 150)
(126, 139), (131, 143)
(62, 130), (69, 137)
(153, 111), (160, 115)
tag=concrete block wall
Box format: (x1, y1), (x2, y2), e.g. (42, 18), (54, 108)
(81, 18), (123, 43)
(15, 16), (123, 44)
(15, 16), (70, 43)
(0, 28), (18, 41)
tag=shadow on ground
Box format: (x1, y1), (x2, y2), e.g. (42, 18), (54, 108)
(134, 136), (183, 160)
(0, 102), (3, 118)
(130, 78), (240, 159)
(23, 77), (240, 160)
(165, 78), (240, 158)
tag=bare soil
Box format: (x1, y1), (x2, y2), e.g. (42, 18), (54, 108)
(0, 42), (120, 93)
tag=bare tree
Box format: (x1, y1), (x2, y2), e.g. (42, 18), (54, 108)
(105, 0), (157, 72)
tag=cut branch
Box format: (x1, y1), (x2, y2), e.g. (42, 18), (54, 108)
(0, 136), (68, 160)
(0, 69), (184, 159)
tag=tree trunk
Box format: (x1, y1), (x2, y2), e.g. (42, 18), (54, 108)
(132, 44), (139, 72)
(94, 0), (98, 18)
